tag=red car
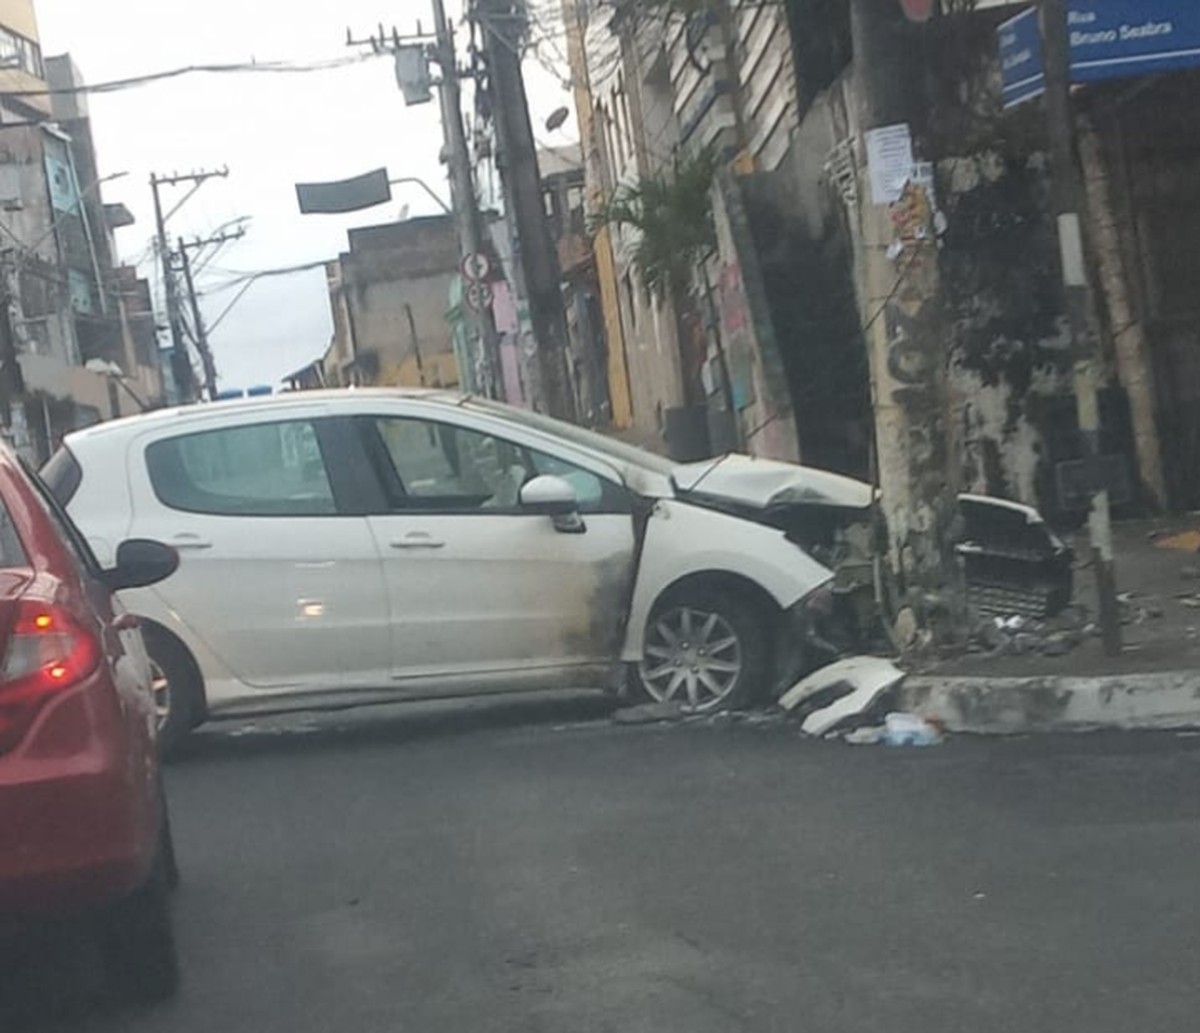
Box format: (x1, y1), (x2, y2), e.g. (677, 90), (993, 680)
(0, 444), (181, 1002)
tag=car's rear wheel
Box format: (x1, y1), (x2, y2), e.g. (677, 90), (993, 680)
(145, 630), (201, 759)
(635, 586), (770, 712)
(98, 848), (179, 1004)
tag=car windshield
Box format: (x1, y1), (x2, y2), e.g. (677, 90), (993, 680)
(463, 398), (676, 477)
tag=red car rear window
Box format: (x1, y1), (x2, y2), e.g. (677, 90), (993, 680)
(0, 500), (28, 569)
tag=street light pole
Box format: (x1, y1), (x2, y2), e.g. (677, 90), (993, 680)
(1043, 0), (1122, 655)
(389, 176), (452, 215)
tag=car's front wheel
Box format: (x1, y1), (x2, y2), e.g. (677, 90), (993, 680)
(145, 629), (202, 759)
(634, 586), (770, 712)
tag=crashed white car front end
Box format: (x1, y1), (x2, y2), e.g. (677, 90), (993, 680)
(627, 453), (1074, 692)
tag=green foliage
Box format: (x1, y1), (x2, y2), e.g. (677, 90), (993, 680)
(590, 145), (720, 299)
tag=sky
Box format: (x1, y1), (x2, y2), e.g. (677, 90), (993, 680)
(32, 0), (577, 390)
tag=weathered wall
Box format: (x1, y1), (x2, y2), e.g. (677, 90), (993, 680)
(939, 150), (1072, 510)
(728, 0), (801, 172)
(921, 15), (1100, 526)
(710, 169), (800, 461)
(1084, 70), (1200, 511)
(582, 2), (688, 448)
(743, 75), (871, 478)
(340, 217), (460, 388)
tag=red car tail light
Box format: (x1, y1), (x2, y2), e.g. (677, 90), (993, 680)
(0, 602), (101, 754)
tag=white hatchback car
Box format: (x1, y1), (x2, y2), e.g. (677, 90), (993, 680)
(43, 390), (856, 750)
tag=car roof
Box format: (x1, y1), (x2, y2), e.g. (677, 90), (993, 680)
(60, 388), (467, 448)
(56, 386), (680, 494)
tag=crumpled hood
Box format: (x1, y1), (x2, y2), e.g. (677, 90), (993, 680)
(671, 455), (875, 510)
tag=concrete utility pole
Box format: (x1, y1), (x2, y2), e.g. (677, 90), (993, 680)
(849, 0), (963, 644)
(1042, 0), (1122, 655)
(477, 0), (577, 421)
(150, 168), (229, 403)
(178, 227), (244, 401)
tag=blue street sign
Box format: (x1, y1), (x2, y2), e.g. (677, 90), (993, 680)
(999, 7), (1044, 108)
(999, 0), (1200, 109)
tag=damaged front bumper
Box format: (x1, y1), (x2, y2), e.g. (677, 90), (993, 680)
(680, 480), (1075, 689)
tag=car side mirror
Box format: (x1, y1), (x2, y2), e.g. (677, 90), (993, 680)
(102, 539), (180, 593)
(519, 475), (586, 534)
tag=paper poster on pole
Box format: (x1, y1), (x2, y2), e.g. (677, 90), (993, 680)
(865, 123), (914, 205)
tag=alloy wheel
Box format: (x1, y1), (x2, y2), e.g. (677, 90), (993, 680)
(150, 659), (171, 728)
(639, 606), (744, 710)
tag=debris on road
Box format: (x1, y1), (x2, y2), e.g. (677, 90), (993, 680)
(842, 725), (886, 745)
(778, 656), (905, 737)
(956, 495), (1074, 620)
(882, 712), (943, 747)
(969, 605), (1091, 658)
(612, 701), (688, 725)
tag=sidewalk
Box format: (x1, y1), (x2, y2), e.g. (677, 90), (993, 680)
(900, 518), (1200, 733)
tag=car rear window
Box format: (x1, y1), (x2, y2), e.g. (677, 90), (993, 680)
(145, 420), (337, 517)
(41, 446), (83, 507)
(0, 496), (28, 568)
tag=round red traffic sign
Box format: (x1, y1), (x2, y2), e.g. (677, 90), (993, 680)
(900, 0), (934, 23)
(461, 252), (492, 283)
(465, 281), (494, 312)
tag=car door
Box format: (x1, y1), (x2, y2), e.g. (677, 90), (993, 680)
(122, 413), (391, 693)
(356, 410), (637, 686)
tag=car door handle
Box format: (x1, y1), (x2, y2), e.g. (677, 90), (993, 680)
(171, 534), (213, 551)
(390, 534), (446, 550)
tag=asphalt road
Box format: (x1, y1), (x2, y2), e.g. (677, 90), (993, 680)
(5, 694), (1200, 1032)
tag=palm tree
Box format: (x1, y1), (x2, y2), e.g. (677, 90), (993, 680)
(590, 145), (719, 302)
(591, 145), (735, 417)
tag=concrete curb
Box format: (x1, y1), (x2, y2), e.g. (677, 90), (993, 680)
(899, 669), (1200, 734)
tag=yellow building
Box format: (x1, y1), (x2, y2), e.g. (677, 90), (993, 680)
(0, 0), (51, 119)
(561, 0), (633, 431)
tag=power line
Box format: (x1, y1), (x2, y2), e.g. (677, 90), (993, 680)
(203, 259), (330, 294)
(0, 52), (385, 98)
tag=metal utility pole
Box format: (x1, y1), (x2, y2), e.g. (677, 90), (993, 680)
(477, 0), (576, 421)
(150, 168), (229, 403)
(1043, 0), (1122, 655)
(178, 227), (243, 401)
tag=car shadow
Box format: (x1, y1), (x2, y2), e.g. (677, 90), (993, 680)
(169, 689), (621, 764)
(0, 921), (161, 1030)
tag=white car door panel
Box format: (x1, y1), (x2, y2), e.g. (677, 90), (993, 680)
(125, 415), (391, 691)
(360, 414), (636, 683)
(367, 512), (634, 677)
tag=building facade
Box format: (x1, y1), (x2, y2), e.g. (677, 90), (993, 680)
(321, 216), (462, 391)
(0, 2), (161, 460)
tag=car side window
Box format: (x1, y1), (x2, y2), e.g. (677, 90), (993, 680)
(368, 417), (628, 514)
(0, 496), (28, 568)
(146, 420), (337, 517)
(371, 417), (529, 511)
